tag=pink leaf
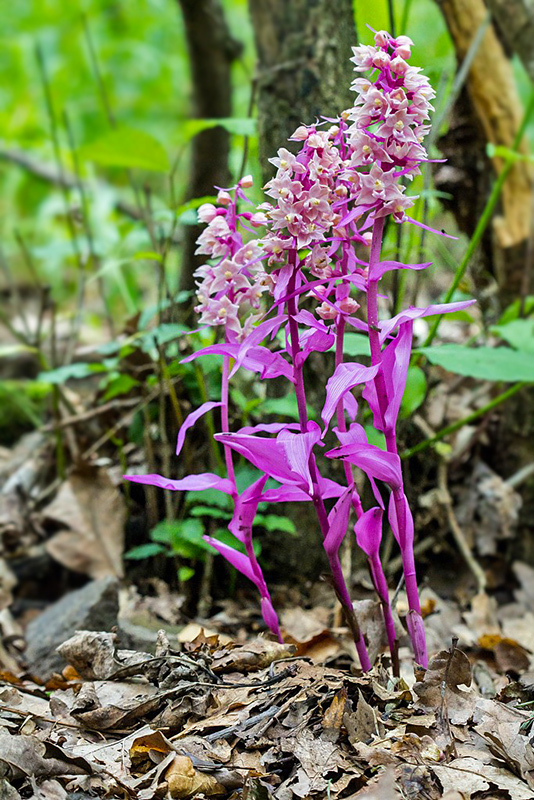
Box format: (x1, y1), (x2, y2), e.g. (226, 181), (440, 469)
(379, 300), (476, 342)
(176, 401), (222, 456)
(324, 487), (353, 557)
(327, 442), (402, 488)
(371, 260), (431, 281)
(354, 507), (383, 558)
(124, 472), (235, 494)
(228, 474), (269, 543)
(204, 536), (257, 584)
(388, 491), (414, 550)
(322, 362), (379, 431)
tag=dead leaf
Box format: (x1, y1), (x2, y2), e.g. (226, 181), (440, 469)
(130, 730), (174, 772)
(434, 756), (533, 800)
(0, 732), (90, 779)
(165, 754), (225, 798)
(322, 687), (347, 735)
(344, 768), (401, 799)
(344, 690), (380, 745)
(43, 467), (125, 578)
(211, 638), (296, 673)
(413, 646), (475, 725)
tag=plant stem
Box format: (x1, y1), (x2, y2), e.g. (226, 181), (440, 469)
(401, 381), (526, 459)
(287, 256), (371, 671)
(366, 217), (428, 667)
(337, 316), (399, 671)
(221, 354), (236, 484)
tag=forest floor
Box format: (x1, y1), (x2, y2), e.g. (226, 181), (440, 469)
(1, 520), (534, 799)
(2, 326), (534, 799)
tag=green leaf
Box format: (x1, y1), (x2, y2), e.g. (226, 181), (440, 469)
(182, 118), (256, 141)
(491, 319), (534, 354)
(102, 374), (140, 401)
(137, 323), (188, 352)
(254, 514), (297, 535)
(189, 506), (232, 520)
(342, 334), (371, 357)
(418, 344), (534, 382)
(498, 296), (534, 325)
(400, 366), (427, 418)
(364, 424), (387, 450)
(262, 395), (316, 420)
(150, 518), (211, 559)
(124, 543), (166, 560)
(186, 489), (232, 510)
(214, 528), (261, 557)
(38, 362), (108, 384)
(134, 251), (163, 263)
(486, 143), (531, 163)
(0, 344), (38, 357)
(178, 566), (195, 582)
(80, 127), (170, 172)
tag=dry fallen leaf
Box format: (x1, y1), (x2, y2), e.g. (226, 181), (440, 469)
(43, 467), (125, 579)
(165, 754), (225, 798)
(413, 646), (475, 725)
(211, 638), (296, 673)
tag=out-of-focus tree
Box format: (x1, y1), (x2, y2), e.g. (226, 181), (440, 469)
(177, 0), (243, 294)
(249, 0), (356, 182)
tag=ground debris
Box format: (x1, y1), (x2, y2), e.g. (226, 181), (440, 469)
(1, 627), (534, 799)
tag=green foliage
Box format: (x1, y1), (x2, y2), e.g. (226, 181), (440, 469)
(0, 380), (51, 444)
(491, 319), (534, 354)
(418, 344), (534, 382)
(80, 127), (170, 172)
(400, 365), (427, 418)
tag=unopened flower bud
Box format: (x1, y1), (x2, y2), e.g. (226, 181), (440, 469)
(374, 30), (391, 48)
(390, 56), (408, 75)
(197, 203), (217, 223)
(316, 302), (338, 320)
(362, 232), (373, 246)
(239, 174), (254, 188)
(394, 44), (411, 59)
(339, 297), (360, 314)
(372, 50), (390, 70)
(250, 212), (269, 226)
(291, 125), (309, 141)
(217, 190), (232, 205)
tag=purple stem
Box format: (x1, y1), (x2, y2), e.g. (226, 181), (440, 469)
(336, 316), (399, 671)
(221, 354), (236, 485)
(287, 254), (371, 671)
(222, 350), (281, 641)
(366, 217), (428, 668)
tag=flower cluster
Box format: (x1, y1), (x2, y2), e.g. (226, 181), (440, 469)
(193, 179), (269, 342)
(347, 30), (435, 221)
(126, 29), (475, 673)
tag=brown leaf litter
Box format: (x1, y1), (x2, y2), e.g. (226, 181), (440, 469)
(1, 627), (534, 800)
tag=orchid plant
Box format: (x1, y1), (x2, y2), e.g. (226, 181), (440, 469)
(126, 29), (474, 670)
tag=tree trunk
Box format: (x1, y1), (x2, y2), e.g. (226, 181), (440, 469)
(486, 0), (534, 81)
(177, 0), (242, 295)
(249, 0), (356, 183)
(434, 0), (534, 563)
(434, 0), (532, 307)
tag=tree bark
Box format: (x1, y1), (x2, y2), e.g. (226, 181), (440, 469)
(177, 0), (242, 295)
(249, 0), (356, 183)
(486, 0), (534, 81)
(434, 0), (532, 307)
(434, 0), (534, 563)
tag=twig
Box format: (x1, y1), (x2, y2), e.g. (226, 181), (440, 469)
(401, 382), (526, 459)
(437, 461), (486, 592)
(0, 146), (141, 220)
